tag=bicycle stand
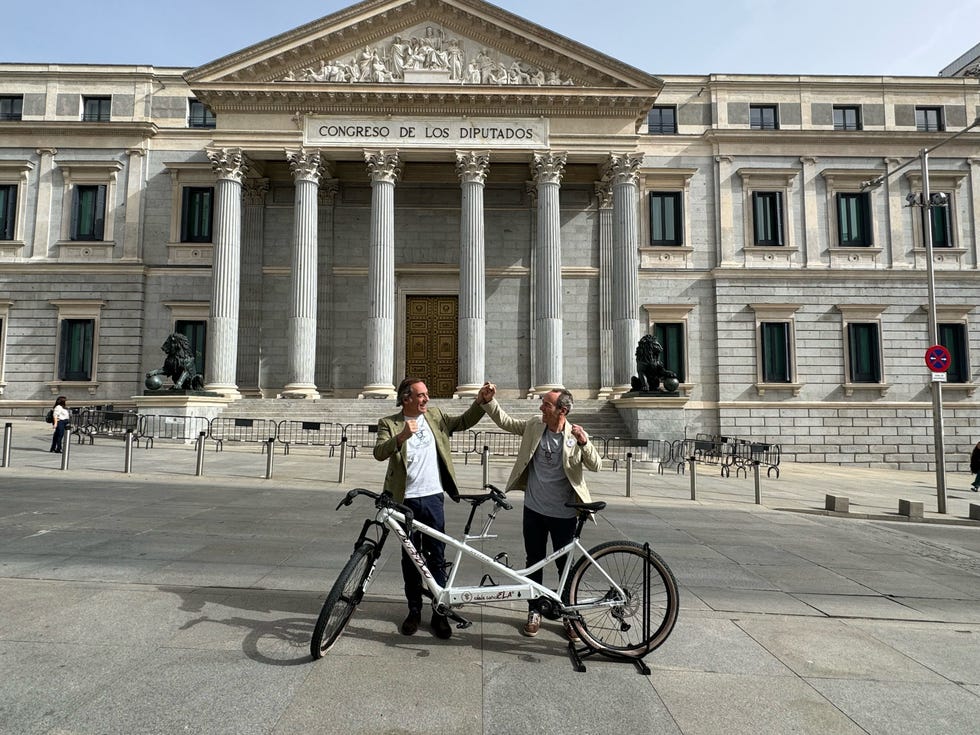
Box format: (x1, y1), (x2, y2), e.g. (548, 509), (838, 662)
(566, 642), (651, 675)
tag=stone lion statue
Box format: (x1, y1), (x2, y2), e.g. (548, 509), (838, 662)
(630, 334), (680, 393)
(145, 333), (205, 391)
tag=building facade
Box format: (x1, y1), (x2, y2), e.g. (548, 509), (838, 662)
(1, 0), (978, 468)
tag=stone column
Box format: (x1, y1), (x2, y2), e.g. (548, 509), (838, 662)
(204, 148), (249, 398)
(970, 158), (980, 270)
(715, 154), (736, 266)
(887, 157), (911, 269)
(237, 177), (269, 397)
(121, 148), (145, 262)
(799, 156), (821, 268)
(595, 180), (615, 398)
(455, 151), (490, 397)
(602, 153), (643, 395)
(530, 151), (566, 393)
(283, 150), (327, 399)
(361, 151), (401, 399)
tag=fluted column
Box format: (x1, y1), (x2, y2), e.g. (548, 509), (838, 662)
(205, 148), (249, 398)
(455, 151), (490, 397)
(361, 151), (401, 399)
(237, 177), (269, 397)
(602, 153), (642, 395)
(595, 180), (615, 398)
(530, 151), (566, 393)
(283, 150), (327, 398)
(122, 148), (145, 262)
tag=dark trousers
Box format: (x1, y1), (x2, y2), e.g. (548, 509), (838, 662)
(400, 493), (447, 613)
(50, 419), (69, 452)
(523, 506), (577, 611)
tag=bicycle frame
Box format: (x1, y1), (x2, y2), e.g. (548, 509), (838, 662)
(371, 504), (630, 616)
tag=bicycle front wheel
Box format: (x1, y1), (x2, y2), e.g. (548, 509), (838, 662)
(563, 541), (679, 657)
(310, 542), (376, 659)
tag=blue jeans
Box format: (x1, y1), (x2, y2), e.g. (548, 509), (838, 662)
(523, 506), (577, 612)
(973, 473), (979, 488)
(400, 493), (447, 613)
(50, 419), (69, 452)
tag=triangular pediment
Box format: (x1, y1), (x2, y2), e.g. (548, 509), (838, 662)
(185, 0), (660, 117)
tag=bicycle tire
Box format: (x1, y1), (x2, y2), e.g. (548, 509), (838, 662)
(562, 540), (679, 658)
(310, 542), (376, 659)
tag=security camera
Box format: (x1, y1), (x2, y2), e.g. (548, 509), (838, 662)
(929, 192), (949, 206)
(906, 192), (922, 206)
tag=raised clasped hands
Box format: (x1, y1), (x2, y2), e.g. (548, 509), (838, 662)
(479, 381), (496, 404)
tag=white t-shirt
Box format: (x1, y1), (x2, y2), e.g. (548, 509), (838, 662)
(403, 413), (442, 499)
(53, 405), (70, 423)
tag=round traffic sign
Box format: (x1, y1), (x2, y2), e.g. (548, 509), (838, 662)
(924, 344), (951, 373)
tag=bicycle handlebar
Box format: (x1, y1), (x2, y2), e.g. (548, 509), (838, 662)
(336, 487), (416, 532)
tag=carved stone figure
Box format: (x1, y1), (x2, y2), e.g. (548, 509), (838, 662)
(145, 333), (205, 391)
(630, 334), (680, 393)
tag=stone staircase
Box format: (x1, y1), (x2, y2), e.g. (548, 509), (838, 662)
(218, 397), (633, 442)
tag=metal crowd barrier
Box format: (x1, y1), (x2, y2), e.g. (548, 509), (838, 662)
(339, 423), (377, 458)
(275, 420), (343, 455)
(479, 430), (523, 458)
(74, 409), (140, 445)
(137, 414), (212, 448)
(449, 430), (479, 463)
(209, 417), (278, 451)
(600, 437), (660, 472)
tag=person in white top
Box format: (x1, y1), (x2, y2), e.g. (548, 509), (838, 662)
(50, 395), (70, 453)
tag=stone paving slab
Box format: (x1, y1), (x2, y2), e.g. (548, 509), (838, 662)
(1, 418), (979, 734)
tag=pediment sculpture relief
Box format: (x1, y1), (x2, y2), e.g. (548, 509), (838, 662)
(279, 23), (576, 86)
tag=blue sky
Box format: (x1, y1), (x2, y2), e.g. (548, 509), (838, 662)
(4, 0), (980, 76)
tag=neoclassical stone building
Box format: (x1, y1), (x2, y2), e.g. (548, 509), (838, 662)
(1, 0), (978, 468)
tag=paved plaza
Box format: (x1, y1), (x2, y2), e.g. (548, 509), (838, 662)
(1, 418), (978, 734)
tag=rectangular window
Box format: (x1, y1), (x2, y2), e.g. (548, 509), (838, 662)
(750, 104), (778, 130)
(847, 323), (881, 383)
(833, 105), (861, 131)
(649, 192), (683, 245)
(180, 187), (214, 242)
(938, 323), (968, 383)
(752, 191), (784, 245)
(926, 199), (952, 247)
(0, 184), (16, 241)
(837, 192), (873, 246)
(0, 95), (23, 121)
(70, 185), (107, 241)
(188, 99), (216, 129)
(175, 319), (207, 377)
(647, 106), (677, 134)
(760, 322), (791, 383)
(915, 106), (944, 132)
(654, 323), (685, 382)
(82, 96), (111, 122)
(58, 319), (95, 381)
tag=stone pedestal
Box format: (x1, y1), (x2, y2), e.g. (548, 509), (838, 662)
(612, 394), (690, 439)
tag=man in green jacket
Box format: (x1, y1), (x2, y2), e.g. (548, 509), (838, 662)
(374, 377), (488, 639)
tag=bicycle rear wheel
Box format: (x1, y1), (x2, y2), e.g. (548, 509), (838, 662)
(310, 542), (376, 659)
(563, 540), (678, 658)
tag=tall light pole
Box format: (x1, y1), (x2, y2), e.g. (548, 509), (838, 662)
(862, 117), (980, 514)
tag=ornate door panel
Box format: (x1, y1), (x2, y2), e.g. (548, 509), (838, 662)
(405, 296), (458, 398)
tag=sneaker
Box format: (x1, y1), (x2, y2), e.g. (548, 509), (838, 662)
(522, 610), (541, 637)
(400, 610), (421, 636)
(431, 613), (452, 640)
(563, 619), (580, 642)
(971, 486), (979, 492)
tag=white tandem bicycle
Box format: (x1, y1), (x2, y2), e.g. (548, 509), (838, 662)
(310, 485), (679, 673)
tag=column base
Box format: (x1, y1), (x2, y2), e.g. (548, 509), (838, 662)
(359, 383), (396, 400)
(529, 383), (564, 397)
(454, 383), (481, 399)
(596, 386), (615, 400)
(607, 384), (633, 400)
(280, 384), (321, 399)
(202, 384), (242, 400)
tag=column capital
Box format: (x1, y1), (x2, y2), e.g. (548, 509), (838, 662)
(594, 180), (614, 210)
(455, 151), (490, 184)
(286, 149), (331, 184)
(800, 155), (819, 166)
(206, 147), (250, 183)
(36, 147), (57, 157)
(600, 152), (643, 187)
(531, 151), (567, 185)
(318, 178), (340, 205)
(365, 150), (402, 183)
(242, 177), (270, 206)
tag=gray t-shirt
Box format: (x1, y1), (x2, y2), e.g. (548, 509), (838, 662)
(525, 428), (576, 518)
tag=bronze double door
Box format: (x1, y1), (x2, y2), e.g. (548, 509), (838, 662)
(405, 295), (458, 398)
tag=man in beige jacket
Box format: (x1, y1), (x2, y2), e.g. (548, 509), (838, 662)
(478, 382), (601, 638)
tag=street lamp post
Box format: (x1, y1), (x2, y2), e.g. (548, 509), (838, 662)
(918, 148), (948, 514)
(861, 117), (980, 515)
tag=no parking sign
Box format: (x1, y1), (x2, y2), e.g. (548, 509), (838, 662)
(924, 344), (951, 373)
